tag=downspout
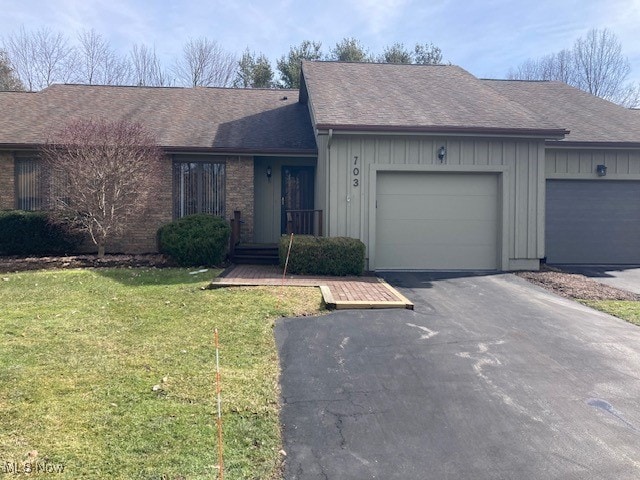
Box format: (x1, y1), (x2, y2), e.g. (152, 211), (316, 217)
(326, 129), (333, 237)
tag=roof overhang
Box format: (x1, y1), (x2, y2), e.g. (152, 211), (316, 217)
(315, 124), (569, 139)
(163, 146), (317, 156)
(546, 140), (640, 149)
(0, 143), (318, 157)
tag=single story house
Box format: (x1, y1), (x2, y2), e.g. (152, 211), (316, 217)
(1, 60), (639, 270)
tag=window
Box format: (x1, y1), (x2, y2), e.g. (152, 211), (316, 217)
(15, 156), (46, 211)
(173, 158), (225, 218)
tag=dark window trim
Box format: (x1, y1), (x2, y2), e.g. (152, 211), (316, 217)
(14, 153), (45, 211)
(172, 155), (227, 219)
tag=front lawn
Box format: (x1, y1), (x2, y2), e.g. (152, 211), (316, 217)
(579, 300), (640, 326)
(0, 268), (323, 479)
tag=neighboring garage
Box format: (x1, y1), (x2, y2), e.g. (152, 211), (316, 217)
(546, 180), (640, 264)
(375, 172), (500, 270)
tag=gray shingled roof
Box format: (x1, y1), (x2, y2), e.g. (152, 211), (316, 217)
(0, 85), (316, 153)
(300, 61), (568, 137)
(483, 79), (640, 145)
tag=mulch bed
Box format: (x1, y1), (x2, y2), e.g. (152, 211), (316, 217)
(516, 267), (639, 301)
(0, 254), (178, 273)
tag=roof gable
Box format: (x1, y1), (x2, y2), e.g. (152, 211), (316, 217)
(301, 61), (568, 137)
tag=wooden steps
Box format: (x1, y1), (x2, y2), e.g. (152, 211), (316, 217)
(232, 244), (279, 265)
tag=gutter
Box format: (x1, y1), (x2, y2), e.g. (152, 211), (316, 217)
(545, 140), (640, 149)
(0, 144), (319, 157)
(315, 124), (569, 139)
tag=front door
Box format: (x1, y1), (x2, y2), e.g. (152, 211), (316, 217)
(281, 166), (315, 234)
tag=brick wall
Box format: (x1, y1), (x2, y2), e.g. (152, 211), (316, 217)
(108, 157), (174, 254)
(111, 154), (255, 253)
(0, 152), (15, 209)
(226, 155), (254, 242)
(0, 152), (255, 254)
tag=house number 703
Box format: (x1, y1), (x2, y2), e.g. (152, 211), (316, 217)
(353, 156), (360, 187)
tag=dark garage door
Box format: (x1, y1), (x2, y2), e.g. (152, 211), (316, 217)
(546, 180), (640, 264)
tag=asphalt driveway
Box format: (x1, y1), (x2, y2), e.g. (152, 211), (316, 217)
(276, 272), (640, 479)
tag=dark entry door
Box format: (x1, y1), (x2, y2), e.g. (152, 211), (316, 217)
(281, 166), (315, 234)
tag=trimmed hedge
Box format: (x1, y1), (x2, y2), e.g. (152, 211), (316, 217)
(157, 214), (231, 267)
(279, 235), (365, 276)
(0, 210), (83, 256)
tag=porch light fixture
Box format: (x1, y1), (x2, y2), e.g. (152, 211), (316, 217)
(596, 164), (607, 176)
(438, 146), (446, 162)
(266, 166), (272, 180)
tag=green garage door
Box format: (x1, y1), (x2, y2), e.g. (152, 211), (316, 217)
(546, 180), (640, 264)
(375, 172), (499, 270)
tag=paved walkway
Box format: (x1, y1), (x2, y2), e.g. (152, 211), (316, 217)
(208, 264), (413, 309)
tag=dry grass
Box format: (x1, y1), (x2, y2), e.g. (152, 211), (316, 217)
(0, 268), (324, 479)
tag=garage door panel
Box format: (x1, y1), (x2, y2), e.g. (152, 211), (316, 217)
(378, 173), (495, 196)
(378, 194), (498, 221)
(376, 243), (497, 270)
(546, 180), (640, 264)
(376, 173), (499, 270)
(377, 219), (498, 245)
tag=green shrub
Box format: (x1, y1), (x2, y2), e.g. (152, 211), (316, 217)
(0, 210), (84, 256)
(158, 214), (231, 266)
(279, 235), (365, 276)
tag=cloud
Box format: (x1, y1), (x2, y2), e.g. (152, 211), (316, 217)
(349, 0), (412, 35)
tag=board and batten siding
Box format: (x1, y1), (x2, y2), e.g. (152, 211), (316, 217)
(253, 156), (318, 243)
(545, 148), (640, 178)
(316, 134), (547, 270)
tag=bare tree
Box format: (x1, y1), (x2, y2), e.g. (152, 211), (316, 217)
(4, 26), (77, 90)
(130, 43), (169, 86)
(0, 50), (24, 91)
(507, 28), (638, 107)
(573, 28), (631, 101)
(76, 29), (130, 85)
(508, 49), (574, 83)
(173, 37), (236, 87)
(42, 119), (165, 257)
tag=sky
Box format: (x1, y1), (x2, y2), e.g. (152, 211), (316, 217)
(1, 0), (639, 84)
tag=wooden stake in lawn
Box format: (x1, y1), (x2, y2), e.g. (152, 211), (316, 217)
(282, 233), (294, 285)
(278, 233), (295, 308)
(215, 328), (224, 479)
